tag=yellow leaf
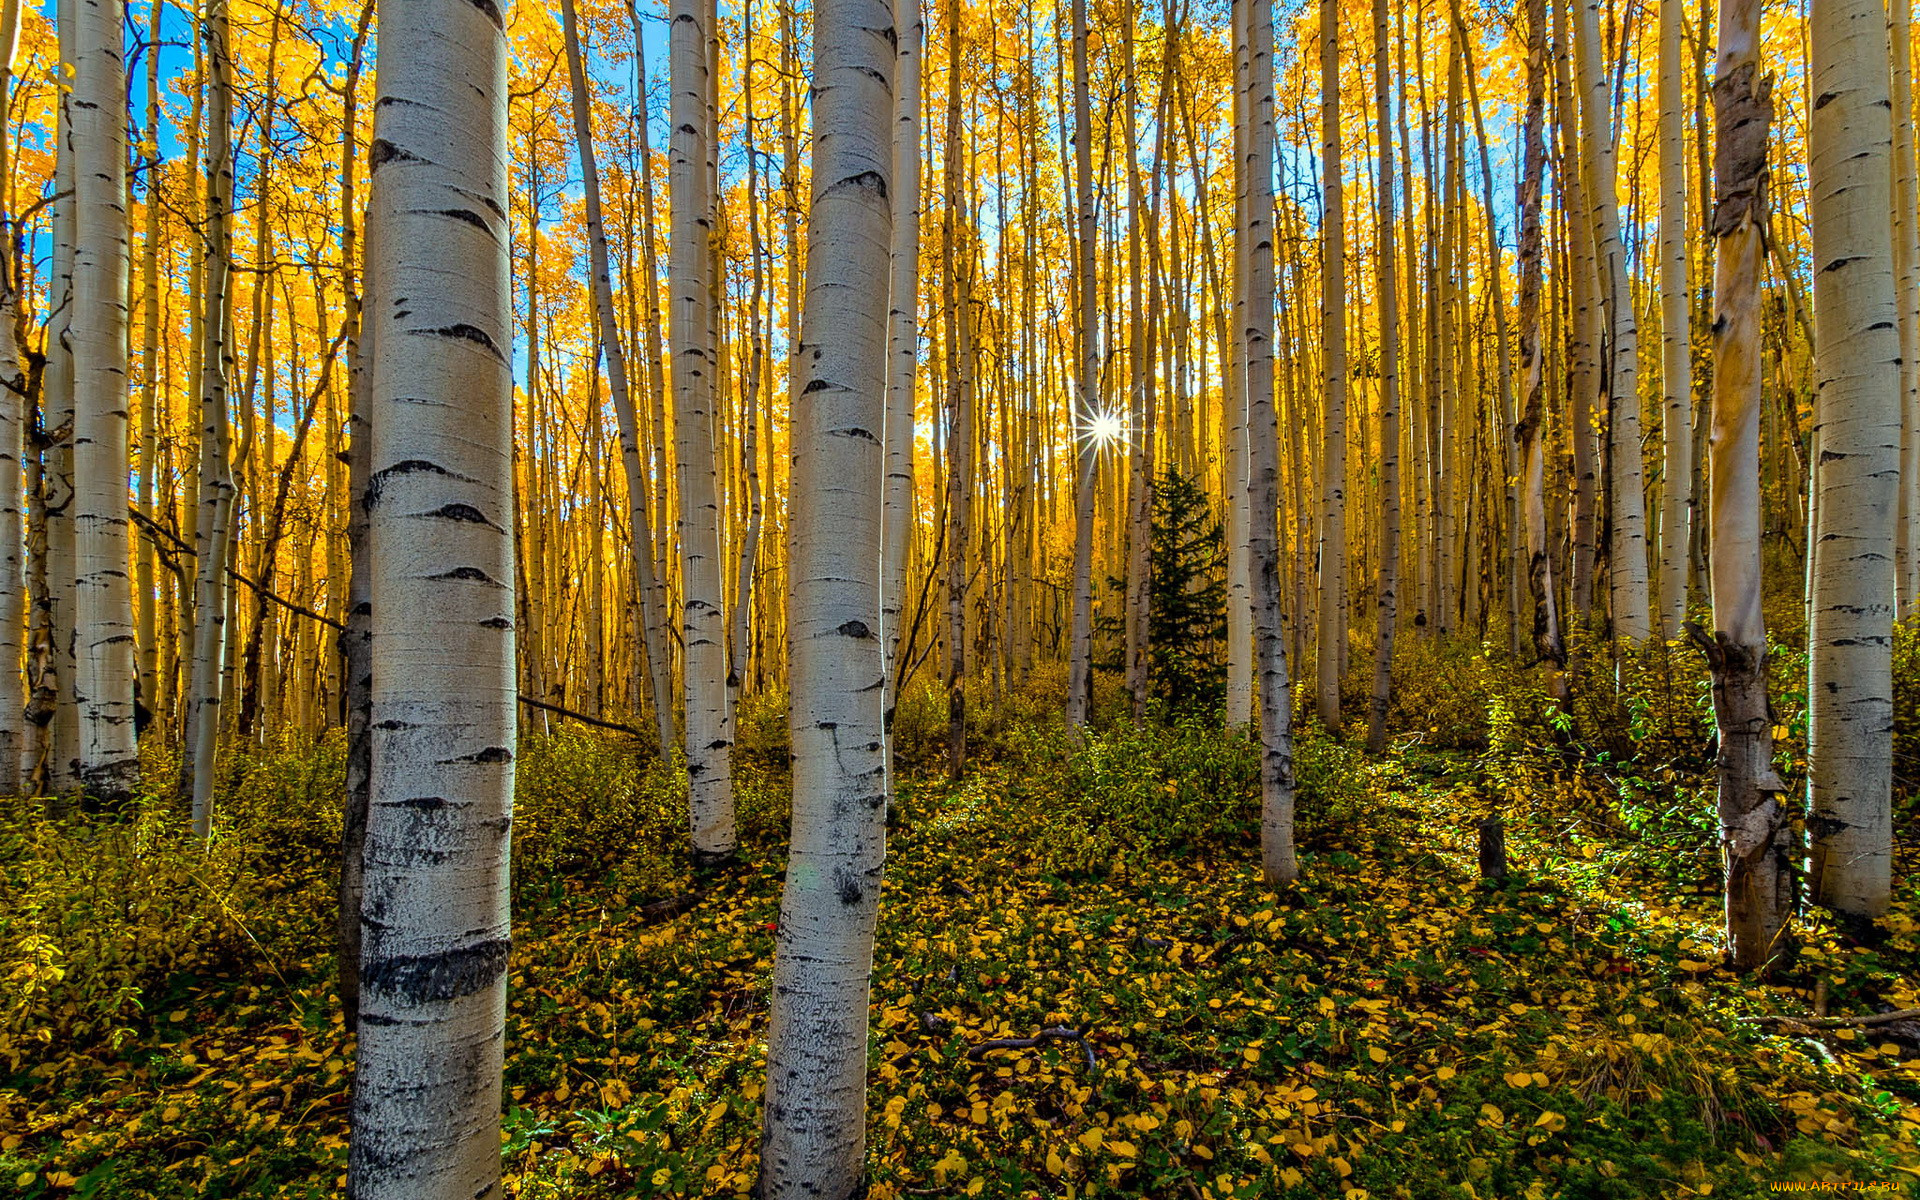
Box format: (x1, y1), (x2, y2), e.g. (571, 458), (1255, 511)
(1333, 1156), (1353, 1177)
(1480, 1103), (1505, 1125)
(1046, 1150), (1067, 1176)
(15, 1173), (35, 1190)
(1078, 1127), (1104, 1153)
(1435, 1066), (1456, 1083)
(965, 1177), (985, 1196)
(1534, 1111), (1566, 1132)
(1243, 1047), (1261, 1064)
(1280, 1168), (1305, 1187)
(1676, 959), (1714, 973)
(1506, 1071), (1531, 1088)
(1319, 996), (1337, 1016)
(1368, 1046), (1388, 1064)
(1108, 1140), (1138, 1158)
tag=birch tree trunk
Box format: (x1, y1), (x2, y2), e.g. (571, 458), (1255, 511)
(1516, 0), (1566, 686)
(881, 0), (922, 791)
(1657, 0), (1693, 640)
(69, 0), (137, 796)
(1224, 0), (1254, 726)
(1700, 0), (1790, 972)
(1572, 0), (1653, 644)
(1892, 0), (1920, 619)
(1805, 0), (1898, 921)
(561, 0), (675, 757)
(0, 280), (23, 797)
(185, 0), (235, 837)
(1364, 0), (1401, 755)
(755, 0), (892, 1189)
(941, 0), (972, 775)
(44, 0), (77, 795)
(671, 0), (737, 857)
(1063, 0), (1098, 730)
(1243, 0), (1299, 885)
(346, 0), (516, 1193)
(1315, 0), (1346, 733)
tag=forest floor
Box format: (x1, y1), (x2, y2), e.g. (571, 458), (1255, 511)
(2, 701), (1919, 1200)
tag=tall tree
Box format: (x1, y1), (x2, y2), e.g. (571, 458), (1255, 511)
(755, 0), (893, 1188)
(561, 0), (675, 756)
(1243, 0), (1298, 885)
(672, 0), (737, 858)
(185, 0), (236, 836)
(1364, 0), (1401, 754)
(346, 0), (516, 1193)
(1656, 0), (1692, 639)
(1698, 0), (1789, 971)
(1805, 0), (1898, 921)
(1063, 0), (1098, 730)
(1571, 0), (1652, 642)
(69, 0), (137, 794)
(881, 0), (923, 789)
(1315, 0), (1345, 732)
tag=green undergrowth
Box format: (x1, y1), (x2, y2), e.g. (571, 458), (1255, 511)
(1, 648), (1918, 1198)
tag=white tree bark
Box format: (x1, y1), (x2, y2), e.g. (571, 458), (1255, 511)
(1573, 0), (1653, 643)
(1315, 0), (1345, 733)
(755, 0), (892, 1190)
(1893, 0), (1920, 619)
(185, 0), (235, 838)
(1657, 0), (1693, 640)
(1363, 0), (1400, 755)
(561, 0), (675, 757)
(1243, 0), (1298, 885)
(1063, 0), (1098, 730)
(1224, 0), (1253, 727)
(880, 0), (922, 791)
(0, 281), (24, 796)
(42, 0), (77, 795)
(1806, 0), (1898, 920)
(345, 0), (515, 1194)
(671, 0), (736, 855)
(69, 0), (137, 796)
(1704, 0), (1790, 971)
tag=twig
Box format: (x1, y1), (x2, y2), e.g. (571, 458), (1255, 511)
(966, 1026), (1096, 1071)
(1743, 1008), (1920, 1030)
(132, 505), (649, 740)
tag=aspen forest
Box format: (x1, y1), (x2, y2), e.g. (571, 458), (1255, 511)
(5, 0), (1920, 1191)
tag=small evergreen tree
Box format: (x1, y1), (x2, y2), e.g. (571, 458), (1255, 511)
(1101, 468), (1227, 712)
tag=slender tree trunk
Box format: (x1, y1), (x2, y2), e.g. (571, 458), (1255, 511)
(941, 0), (972, 775)
(1701, 0), (1789, 972)
(562, 0), (676, 757)
(1242, 0), (1298, 885)
(672, 0), (736, 858)
(185, 1), (235, 836)
(1364, 0), (1401, 755)
(755, 0), (892, 1190)
(1516, 0), (1566, 688)
(1892, 0), (1920, 619)
(881, 0), (922, 793)
(1805, 0), (1898, 921)
(1556, 9), (1600, 623)
(1657, 0), (1693, 639)
(1223, 15), (1253, 725)
(1573, 0), (1653, 643)
(1063, 0), (1098, 730)
(69, 0), (137, 796)
(1316, 0), (1346, 732)
(346, 0), (515, 1192)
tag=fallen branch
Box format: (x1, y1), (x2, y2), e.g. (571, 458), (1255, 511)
(966, 1026), (1096, 1071)
(1743, 1008), (1920, 1030)
(637, 890), (705, 924)
(132, 505), (649, 740)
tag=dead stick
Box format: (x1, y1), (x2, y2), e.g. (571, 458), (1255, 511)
(1744, 1007), (1920, 1029)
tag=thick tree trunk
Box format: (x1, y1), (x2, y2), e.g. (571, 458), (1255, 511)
(561, 0), (676, 758)
(1316, 0), (1346, 733)
(1704, 0), (1789, 972)
(69, 0), (137, 797)
(346, 0), (516, 1193)
(1657, 0), (1693, 640)
(1243, 0), (1298, 885)
(671, 0), (736, 858)
(1364, 0), (1401, 754)
(1805, 0), (1898, 920)
(755, 0), (893, 1192)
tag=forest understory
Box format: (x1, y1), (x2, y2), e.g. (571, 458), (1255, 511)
(4, 635), (1918, 1200)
